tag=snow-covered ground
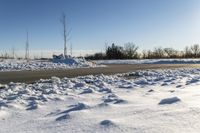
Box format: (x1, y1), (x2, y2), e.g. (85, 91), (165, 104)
(0, 59), (95, 71)
(1, 68), (200, 132)
(2, 58), (200, 72)
(96, 59), (200, 65)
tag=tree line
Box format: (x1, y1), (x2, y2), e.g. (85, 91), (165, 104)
(85, 43), (200, 60)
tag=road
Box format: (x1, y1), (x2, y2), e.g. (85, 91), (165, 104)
(0, 64), (200, 84)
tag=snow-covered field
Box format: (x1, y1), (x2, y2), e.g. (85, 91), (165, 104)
(2, 58), (200, 72)
(96, 59), (200, 65)
(0, 59), (95, 71)
(1, 68), (200, 132)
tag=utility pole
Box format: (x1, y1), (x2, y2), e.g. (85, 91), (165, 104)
(25, 31), (29, 60)
(60, 12), (71, 58)
(61, 13), (67, 58)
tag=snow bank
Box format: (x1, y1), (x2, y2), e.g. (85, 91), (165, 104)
(96, 59), (200, 65)
(52, 56), (92, 66)
(1, 68), (200, 132)
(0, 58), (95, 71)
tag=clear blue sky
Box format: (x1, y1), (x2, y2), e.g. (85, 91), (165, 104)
(0, 0), (200, 56)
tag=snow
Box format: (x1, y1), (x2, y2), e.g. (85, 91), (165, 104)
(96, 58), (200, 65)
(1, 68), (200, 132)
(0, 58), (95, 71)
(158, 97), (181, 105)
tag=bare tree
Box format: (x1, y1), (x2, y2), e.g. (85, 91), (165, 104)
(147, 50), (153, 59)
(164, 48), (177, 58)
(60, 13), (71, 58)
(124, 42), (139, 59)
(191, 44), (200, 58)
(184, 46), (192, 58)
(153, 47), (165, 58)
(142, 50), (148, 59)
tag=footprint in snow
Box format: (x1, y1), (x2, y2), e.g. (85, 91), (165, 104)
(159, 97), (181, 105)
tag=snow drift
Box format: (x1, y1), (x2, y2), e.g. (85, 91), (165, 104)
(0, 58), (95, 71)
(96, 59), (200, 65)
(1, 68), (200, 132)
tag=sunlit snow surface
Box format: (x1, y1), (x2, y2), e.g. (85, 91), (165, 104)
(96, 59), (200, 65)
(1, 58), (200, 72)
(1, 68), (200, 132)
